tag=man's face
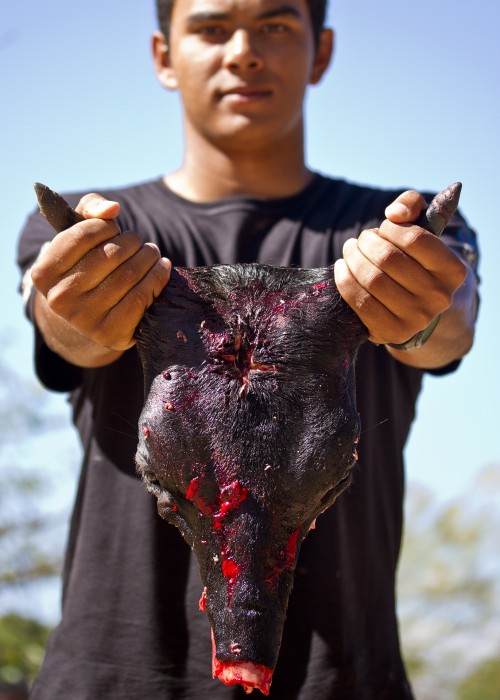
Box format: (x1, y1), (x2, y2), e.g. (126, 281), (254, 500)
(157, 0), (331, 150)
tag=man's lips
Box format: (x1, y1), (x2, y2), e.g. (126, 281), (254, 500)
(220, 86), (273, 101)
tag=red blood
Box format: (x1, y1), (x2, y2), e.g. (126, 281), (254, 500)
(222, 558), (240, 580)
(285, 527), (300, 568)
(142, 427), (150, 438)
(186, 478), (200, 501)
(199, 587), (207, 612)
(265, 526), (301, 585)
(214, 481), (248, 520)
(221, 556), (241, 603)
(186, 477), (215, 516)
(172, 505), (178, 512)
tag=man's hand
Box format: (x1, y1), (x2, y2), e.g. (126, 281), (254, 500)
(31, 193), (171, 366)
(333, 189), (468, 348)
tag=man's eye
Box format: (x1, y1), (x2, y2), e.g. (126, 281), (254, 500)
(262, 23), (288, 34)
(197, 25), (226, 37)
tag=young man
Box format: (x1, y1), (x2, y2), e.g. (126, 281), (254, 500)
(17, 0), (479, 697)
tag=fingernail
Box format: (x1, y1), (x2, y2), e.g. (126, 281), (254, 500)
(386, 202), (409, 218)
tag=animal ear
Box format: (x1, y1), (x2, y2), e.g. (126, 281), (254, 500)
(152, 31), (178, 90)
(134, 268), (220, 390)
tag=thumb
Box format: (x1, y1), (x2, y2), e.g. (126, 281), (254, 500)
(76, 192), (120, 220)
(384, 189), (427, 224)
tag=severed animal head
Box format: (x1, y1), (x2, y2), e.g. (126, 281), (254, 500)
(135, 263), (367, 695)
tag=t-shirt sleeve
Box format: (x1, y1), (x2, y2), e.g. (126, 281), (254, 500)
(16, 206), (84, 392)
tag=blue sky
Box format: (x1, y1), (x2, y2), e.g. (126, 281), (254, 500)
(1, 0), (499, 619)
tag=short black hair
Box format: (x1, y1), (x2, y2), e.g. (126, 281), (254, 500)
(156, 0), (328, 47)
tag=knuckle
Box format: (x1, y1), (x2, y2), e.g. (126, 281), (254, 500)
(403, 189), (426, 210)
(404, 227), (425, 251)
(122, 245), (161, 283)
(450, 255), (468, 284)
(375, 245), (401, 271)
(116, 258), (144, 287)
(69, 219), (119, 252)
(412, 308), (433, 331)
(434, 286), (453, 310)
(91, 323), (115, 348)
(391, 321), (414, 345)
(365, 267), (386, 292)
(101, 239), (123, 260)
(30, 259), (48, 288)
(46, 282), (71, 315)
(127, 286), (152, 316)
(100, 232), (138, 261)
(383, 238), (404, 263)
(150, 260), (171, 291)
(353, 290), (376, 317)
(66, 305), (90, 331)
(85, 217), (119, 237)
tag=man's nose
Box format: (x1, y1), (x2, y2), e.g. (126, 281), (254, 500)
(222, 29), (264, 71)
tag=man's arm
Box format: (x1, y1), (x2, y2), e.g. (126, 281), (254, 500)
(30, 193), (171, 368)
(334, 189), (479, 369)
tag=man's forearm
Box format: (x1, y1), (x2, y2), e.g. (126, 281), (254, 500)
(34, 291), (125, 368)
(386, 264), (478, 369)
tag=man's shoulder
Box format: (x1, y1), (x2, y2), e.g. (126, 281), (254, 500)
(315, 172), (406, 200)
(59, 177), (166, 210)
(308, 172), (408, 232)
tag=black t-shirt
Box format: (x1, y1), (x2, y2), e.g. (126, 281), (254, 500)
(17, 174), (477, 699)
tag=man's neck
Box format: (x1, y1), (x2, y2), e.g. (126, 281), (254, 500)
(164, 129), (313, 202)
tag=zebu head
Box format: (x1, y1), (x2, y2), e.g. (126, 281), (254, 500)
(135, 263), (366, 695)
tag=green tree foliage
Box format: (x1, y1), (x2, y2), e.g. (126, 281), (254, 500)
(0, 350), (78, 615)
(398, 466), (500, 699)
(0, 351), (78, 692)
(456, 657), (500, 700)
(0, 359), (67, 590)
(0, 614), (50, 687)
